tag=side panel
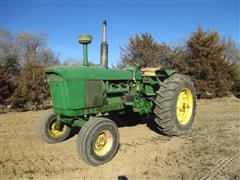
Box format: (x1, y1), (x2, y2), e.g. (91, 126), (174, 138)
(49, 81), (68, 109)
(65, 80), (85, 109)
(85, 81), (104, 107)
(48, 74), (85, 110)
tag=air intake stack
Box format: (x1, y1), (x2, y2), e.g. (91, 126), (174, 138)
(100, 20), (108, 68)
(78, 35), (92, 66)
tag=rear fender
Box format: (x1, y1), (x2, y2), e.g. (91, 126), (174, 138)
(156, 68), (176, 78)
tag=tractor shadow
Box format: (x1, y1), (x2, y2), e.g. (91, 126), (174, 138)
(66, 126), (81, 140)
(106, 113), (165, 135)
(66, 113), (166, 141)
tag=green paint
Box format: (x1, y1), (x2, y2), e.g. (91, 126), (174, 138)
(72, 119), (86, 127)
(132, 94), (153, 115)
(83, 44), (88, 66)
(55, 103), (124, 117)
(165, 69), (176, 76)
(46, 62), (176, 127)
(46, 66), (138, 81)
(44, 23), (179, 129)
(78, 35), (92, 66)
(144, 85), (155, 96)
(85, 80), (105, 107)
(106, 83), (130, 94)
(46, 66), (138, 114)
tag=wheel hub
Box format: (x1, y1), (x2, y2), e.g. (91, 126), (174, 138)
(94, 130), (113, 157)
(176, 88), (193, 125)
(49, 120), (67, 137)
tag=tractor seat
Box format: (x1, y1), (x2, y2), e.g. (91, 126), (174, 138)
(140, 67), (162, 76)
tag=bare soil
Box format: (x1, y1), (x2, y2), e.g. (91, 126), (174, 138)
(0, 98), (240, 180)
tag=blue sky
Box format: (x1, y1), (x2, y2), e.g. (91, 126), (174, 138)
(1, 0), (239, 66)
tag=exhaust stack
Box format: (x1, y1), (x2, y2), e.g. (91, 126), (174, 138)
(100, 20), (108, 68)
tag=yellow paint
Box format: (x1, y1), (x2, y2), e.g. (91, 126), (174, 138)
(176, 88), (193, 125)
(49, 121), (67, 137)
(94, 130), (113, 157)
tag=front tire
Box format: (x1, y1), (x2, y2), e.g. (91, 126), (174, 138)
(77, 117), (119, 166)
(154, 73), (196, 135)
(37, 109), (71, 143)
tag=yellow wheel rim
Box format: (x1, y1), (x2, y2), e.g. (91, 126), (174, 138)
(176, 88), (193, 125)
(94, 130), (113, 157)
(48, 120), (67, 137)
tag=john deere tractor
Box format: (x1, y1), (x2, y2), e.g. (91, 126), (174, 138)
(38, 21), (196, 166)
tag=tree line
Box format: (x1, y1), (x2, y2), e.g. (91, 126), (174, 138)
(119, 27), (240, 99)
(0, 28), (60, 111)
(0, 27), (239, 112)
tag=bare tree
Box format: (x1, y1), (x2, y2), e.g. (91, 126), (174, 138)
(0, 28), (20, 105)
(222, 37), (240, 97)
(38, 48), (60, 66)
(12, 31), (56, 110)
(16, 31), (47, 54)
(222, 37), (240, 64)
(0, 28), (20, 76)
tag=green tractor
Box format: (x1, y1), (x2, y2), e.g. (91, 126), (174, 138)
(38, 21), (196, 166)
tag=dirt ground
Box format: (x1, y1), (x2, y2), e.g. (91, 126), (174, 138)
(0, 98), (240, 180)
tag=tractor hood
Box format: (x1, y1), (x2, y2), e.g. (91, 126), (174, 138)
(46, 65), (141, 81)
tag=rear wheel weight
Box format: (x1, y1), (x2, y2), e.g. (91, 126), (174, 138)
(77, 117), (119, 166)
(154, 73), (196, 136)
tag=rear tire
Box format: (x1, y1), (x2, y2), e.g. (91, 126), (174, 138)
(154, 73), (196, 135)
(77, 117), (119, 166)
(37, 109), (71, 143)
